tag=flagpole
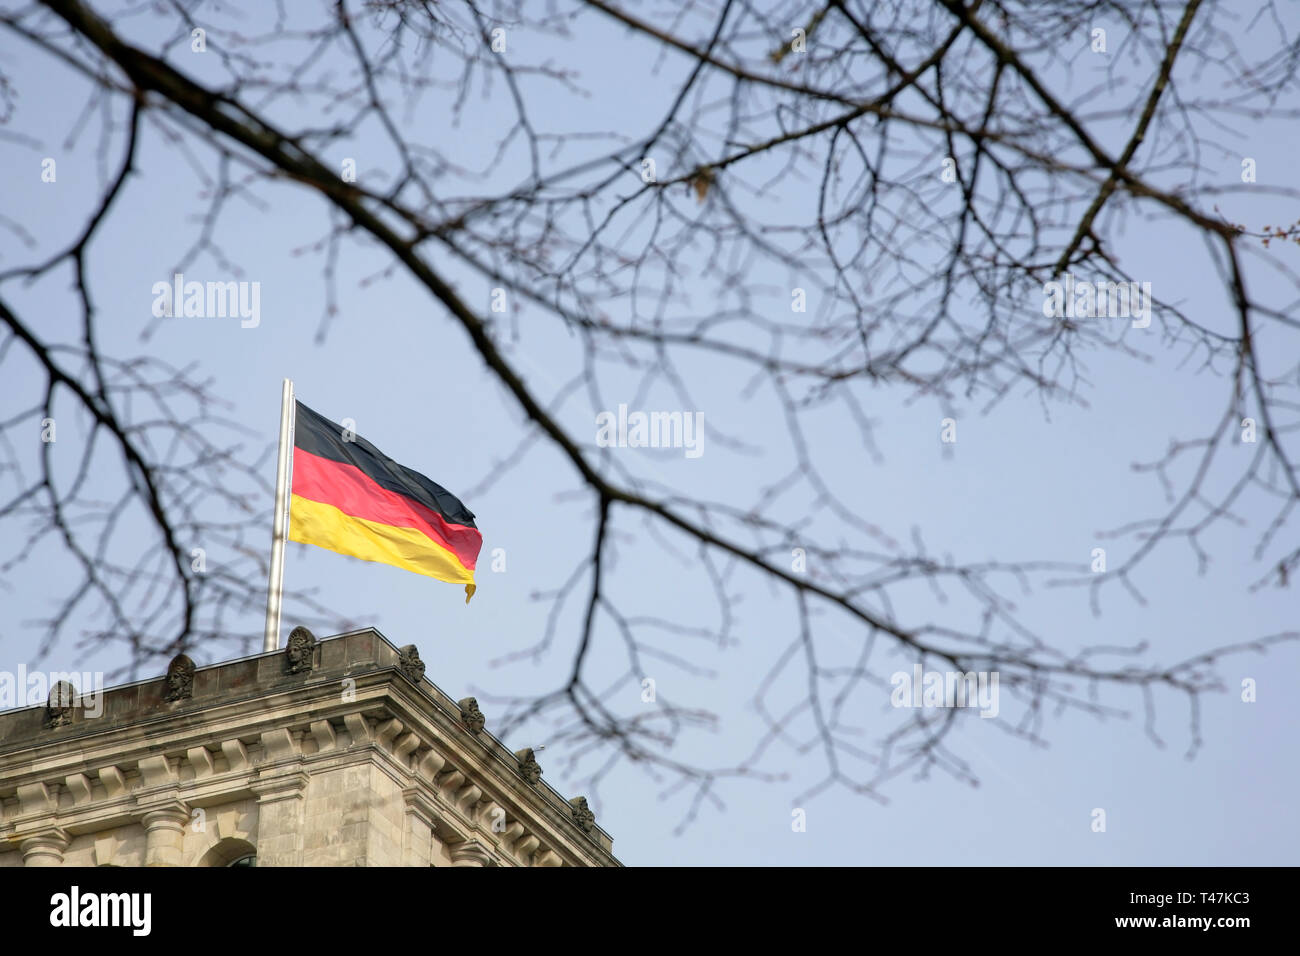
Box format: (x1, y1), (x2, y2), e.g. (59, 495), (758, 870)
(263, 378), (295, 652)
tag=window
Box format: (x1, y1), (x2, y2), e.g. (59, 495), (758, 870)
(198, 837), (257, 867)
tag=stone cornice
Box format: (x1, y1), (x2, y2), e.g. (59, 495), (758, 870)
(0, 629), (620, 866)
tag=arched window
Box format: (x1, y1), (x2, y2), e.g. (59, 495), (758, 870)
(197, 837), (257, 867)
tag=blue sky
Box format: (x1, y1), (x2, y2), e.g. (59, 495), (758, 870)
(1, 1), (1297, 865)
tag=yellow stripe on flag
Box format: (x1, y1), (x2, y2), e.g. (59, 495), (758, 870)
(289, 494), (476, 587)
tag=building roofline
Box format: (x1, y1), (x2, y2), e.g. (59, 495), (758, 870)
(0, 627), (618, 862)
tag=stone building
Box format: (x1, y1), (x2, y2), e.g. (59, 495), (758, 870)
(0, 628), (619, 866)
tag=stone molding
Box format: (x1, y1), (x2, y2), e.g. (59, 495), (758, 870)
(2, 708), (611, 867)
(20, 827), (70, 867)
(0, 630), (619, 867)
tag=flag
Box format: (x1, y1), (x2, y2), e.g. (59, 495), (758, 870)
(288, 401), (482, 602)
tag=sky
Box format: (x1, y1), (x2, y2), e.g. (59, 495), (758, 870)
(1, 1), (1297, 866)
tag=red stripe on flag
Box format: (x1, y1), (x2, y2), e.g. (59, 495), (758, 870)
(292, 448), (482, 570)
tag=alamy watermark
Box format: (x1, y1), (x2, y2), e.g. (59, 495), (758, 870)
(1042, 273), (1151, 328)
(0, 667), (104, 717)
(151, 273), (260, 328)
(595, 404), (704, 458)
(890, 663), (999, 718)
(50, 887), (151, 936)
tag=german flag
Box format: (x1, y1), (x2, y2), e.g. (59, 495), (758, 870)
(289, 401), (482, 602)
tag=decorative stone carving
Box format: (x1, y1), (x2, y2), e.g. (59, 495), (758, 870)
(448, 838), (495, 867)
(514, 834), (540, 859)
(569, 796), (595, 833)
(164, 653), (195, 702)
(46, 681), (76, 729)
(457, 697), (485, 734)
(285, 626), (316, 674)
(397, 644), (425, 683)
(515, 748), (542, 785)
(20, 828), (69, 866)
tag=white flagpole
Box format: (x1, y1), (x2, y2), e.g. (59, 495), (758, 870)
(263, 378), (296, 652)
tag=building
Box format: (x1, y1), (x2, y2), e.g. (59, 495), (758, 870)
(0, 628), (619, 866)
